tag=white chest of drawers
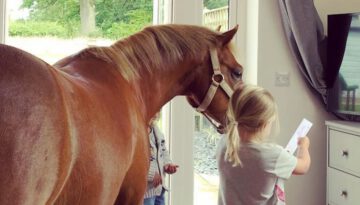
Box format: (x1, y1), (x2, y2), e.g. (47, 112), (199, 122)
(326, 120), (360, 205)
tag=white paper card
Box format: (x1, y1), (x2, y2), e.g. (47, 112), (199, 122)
(285, 118), (313, 154)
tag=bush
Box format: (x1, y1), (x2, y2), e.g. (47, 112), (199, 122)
(104, 21), (146, 40)
(9, 20), (74, 38)
(104, 9), (152, 40)
(9, 15), (151, 40)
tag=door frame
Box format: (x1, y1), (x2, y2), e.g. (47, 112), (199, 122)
(169, 1), (246, 205)
(0, 0), (7, 43)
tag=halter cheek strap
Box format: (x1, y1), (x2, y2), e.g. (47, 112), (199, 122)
(196, 49), (233, 112)
(194, 48), (234, 134)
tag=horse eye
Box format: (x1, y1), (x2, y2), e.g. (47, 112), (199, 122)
(231, 70), (242, 80)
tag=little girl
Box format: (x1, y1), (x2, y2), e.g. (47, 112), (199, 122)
(144, 112), (178, 205)
(217, 85), (311, 205)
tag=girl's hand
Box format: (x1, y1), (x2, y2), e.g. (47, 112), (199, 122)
(164, 164), (179, 174)
(298, 136), (310, 149)
(153, 172), (162, 187)
(294, 136), (311, 175)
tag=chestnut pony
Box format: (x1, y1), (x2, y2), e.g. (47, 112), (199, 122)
(0, 24), (243, 205)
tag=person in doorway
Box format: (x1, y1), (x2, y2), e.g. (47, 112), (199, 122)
(217, 84), (311, 205)
(144, 112), (179, 205)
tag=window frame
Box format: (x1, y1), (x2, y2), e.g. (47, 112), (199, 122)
(169, 1), (246, 205)
(0, 0), (7, 43)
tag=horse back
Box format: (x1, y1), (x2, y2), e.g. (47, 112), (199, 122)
(0, 45), (149, 204)
(50, 56), (150, 204)
(0, 44), (74, 204)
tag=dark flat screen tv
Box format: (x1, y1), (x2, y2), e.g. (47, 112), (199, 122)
(327, 12), (360, 120)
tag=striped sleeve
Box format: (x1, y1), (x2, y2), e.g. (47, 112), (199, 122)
(147, 159), (158, 181)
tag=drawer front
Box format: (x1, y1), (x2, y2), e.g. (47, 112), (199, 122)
(329, 130), (360, 177)
(328, 168), (360, 205)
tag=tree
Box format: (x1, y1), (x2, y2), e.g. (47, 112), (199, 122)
(22, 0), (81, 36)
(94, 0), (152, 34)
(203, 0), (228, 9)
(80, 0), (95, 35)
(20, 0), (153, 38)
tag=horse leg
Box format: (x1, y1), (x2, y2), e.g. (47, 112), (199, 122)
(114, 137), (149, 205)
(115, 161), (148, 205)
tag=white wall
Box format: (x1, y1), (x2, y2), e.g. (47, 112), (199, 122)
(251, 0), (343, 204)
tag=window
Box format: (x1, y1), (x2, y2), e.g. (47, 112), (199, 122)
(6, 0), (154, 64)
(193, 2), (229, 205)
(168, 1), (242, 205)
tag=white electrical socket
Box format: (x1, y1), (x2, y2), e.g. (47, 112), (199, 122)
(275, 72), (290, 87)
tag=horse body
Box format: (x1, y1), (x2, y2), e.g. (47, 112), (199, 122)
(0, 24), (242, 204)
(50, 57), (144, 205)
(0, 45), (68, 204)
(0, 46), (147, 204)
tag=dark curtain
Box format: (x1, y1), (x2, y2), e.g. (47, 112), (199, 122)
(278, 0), (327, 102)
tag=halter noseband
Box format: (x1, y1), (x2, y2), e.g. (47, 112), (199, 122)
(195, 48), (233, 133)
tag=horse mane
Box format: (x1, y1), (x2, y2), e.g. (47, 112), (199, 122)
(78, 24), (221, 81)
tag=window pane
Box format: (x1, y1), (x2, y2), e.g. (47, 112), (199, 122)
(194, 1), (229, 205)
(203, 0), (229, 31)
(7, 0), (153, 64)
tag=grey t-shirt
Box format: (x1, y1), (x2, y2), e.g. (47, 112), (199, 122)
(217, 138), (297, 205)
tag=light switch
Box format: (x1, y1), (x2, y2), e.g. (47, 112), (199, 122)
(275, 72), (290, 87)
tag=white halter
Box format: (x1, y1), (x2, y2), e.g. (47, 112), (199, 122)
(195, 48), (233, 133)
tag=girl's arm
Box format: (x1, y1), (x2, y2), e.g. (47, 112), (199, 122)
(293, 136), (311, 175)
(154, 125), (172, 164)
(148, 127), (159, 181)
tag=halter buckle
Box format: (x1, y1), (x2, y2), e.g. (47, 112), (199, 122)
(212, 73), (224, 85)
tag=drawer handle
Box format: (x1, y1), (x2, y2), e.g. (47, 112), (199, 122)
(341, 190), (348, 198)
(342, 150), (349, 157)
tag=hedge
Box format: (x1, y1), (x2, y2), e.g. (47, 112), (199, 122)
(9, 21), (73, 38)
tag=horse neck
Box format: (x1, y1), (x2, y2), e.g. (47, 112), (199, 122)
(135, 60), (197, 121)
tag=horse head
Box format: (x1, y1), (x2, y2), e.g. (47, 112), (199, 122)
(186, 25), (243, 134)
(71, 24), (243, 134)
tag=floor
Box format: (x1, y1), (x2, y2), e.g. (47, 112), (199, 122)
(194, 173), (219, 205)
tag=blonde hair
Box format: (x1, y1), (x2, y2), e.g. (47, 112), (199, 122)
(225, 85), (278, 166)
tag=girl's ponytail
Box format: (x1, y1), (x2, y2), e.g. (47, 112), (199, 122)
(224, 121), (241, 167)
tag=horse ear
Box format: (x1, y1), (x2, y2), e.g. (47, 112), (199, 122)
(218, 25), (239, 46)
(215, 25), (221, 31)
